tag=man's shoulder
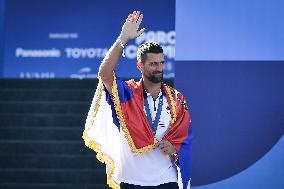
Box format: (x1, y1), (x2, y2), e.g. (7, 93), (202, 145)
(163, 83), (184, 96)
(126, 79), (141, 89)
(126, 79), (136, 85)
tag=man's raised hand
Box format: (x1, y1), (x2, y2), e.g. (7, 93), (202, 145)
(119, 11), (145, 44)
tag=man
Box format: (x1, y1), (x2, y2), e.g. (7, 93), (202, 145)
(83, 11), (192, 189)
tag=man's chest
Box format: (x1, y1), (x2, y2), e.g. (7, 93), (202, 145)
(144, 95), (171, 140)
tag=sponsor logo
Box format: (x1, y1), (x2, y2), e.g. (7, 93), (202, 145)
(70, 67), (97, 79)
(65, 48), (108, 59)
(16, 48), (61, 58)
(49, 33), (78, 39)
(19, 72), (55, 78)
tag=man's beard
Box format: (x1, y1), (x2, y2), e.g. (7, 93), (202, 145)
(147, 71), (163, 83)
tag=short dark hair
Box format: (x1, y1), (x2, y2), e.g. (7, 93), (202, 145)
(137, 41), (163, 63)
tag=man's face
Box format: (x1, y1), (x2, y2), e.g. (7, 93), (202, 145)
(141, 53), (164, 83)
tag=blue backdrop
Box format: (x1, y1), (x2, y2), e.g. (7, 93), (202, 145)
(0, 0), (283, 188)
(0, 0), (175, 78)
(175, 0), (284, 188)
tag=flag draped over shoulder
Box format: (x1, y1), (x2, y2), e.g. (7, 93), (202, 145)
(82, 79), (121, 189)
(82, 74), (192, 189)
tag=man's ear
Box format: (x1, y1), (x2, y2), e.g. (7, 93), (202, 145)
(137, 62), (143, 73)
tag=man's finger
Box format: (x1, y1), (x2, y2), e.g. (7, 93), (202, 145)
(162, 148), (172, 155)
(137, 14), (143, 25)
(160, 144), (170, 151)
(134, 11), (140, 22)
(130, 11), (136, 22)
(126, 14), (132, 22)
(158, 140), (169, 147)
(156, 141), (164, 147)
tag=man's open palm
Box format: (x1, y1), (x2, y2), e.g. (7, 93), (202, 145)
(120, 11), (145, 41)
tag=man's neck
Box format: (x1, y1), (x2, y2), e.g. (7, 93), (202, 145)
(142, 78), (161, 100)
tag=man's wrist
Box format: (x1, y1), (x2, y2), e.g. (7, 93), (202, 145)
(118, 35), (129, 46)
(117, 35), (128, 57)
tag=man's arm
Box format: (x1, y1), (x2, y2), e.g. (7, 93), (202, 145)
(98, 11), (145, 93)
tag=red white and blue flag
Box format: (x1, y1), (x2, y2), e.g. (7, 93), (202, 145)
(83, 74), (192, 189)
